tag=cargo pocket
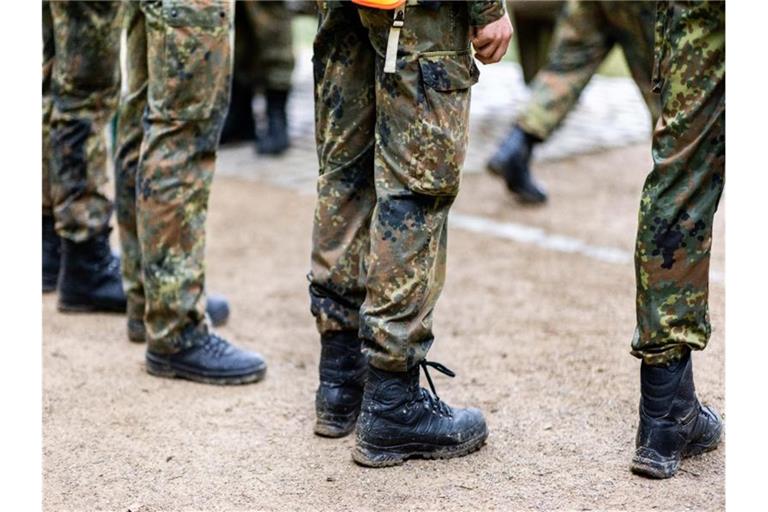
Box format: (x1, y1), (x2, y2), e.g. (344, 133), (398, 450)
(405, 51), (478, 197)
(146, 0), (232, 121)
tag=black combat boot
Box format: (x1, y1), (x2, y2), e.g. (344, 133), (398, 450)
(256, 89), (290, 155)
(43, 215), (61, 293)
(220, 80), (257, 145)
(631, 350), (723, 479)
(145, 329), (267, 385)
(353, 361), (488, 467)
(487, 125), (547, 204)
(126, 293), (232, 343)
(315, 331), (367, 438)
(57, 228), (127, 313)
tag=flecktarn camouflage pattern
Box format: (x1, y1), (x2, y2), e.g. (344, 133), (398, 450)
(518, 0), (660, 141)
(43, 1), (122, 242)
(115, 0), (234, 353)
(631, 1), (725, 365)
(308, 1), (503, 372)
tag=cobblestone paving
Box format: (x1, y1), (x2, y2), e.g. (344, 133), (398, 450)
(218, 49), (652, 192)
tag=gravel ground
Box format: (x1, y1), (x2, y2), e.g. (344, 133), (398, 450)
(43, 141), (724, 511)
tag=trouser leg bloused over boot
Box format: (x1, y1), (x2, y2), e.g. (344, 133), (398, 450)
(631, 1), (725, 365)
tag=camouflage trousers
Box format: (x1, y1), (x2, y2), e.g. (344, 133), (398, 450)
(631, 1), (725, 365)
(115, 0), (233, 353)
(234, 0), (295, 92)
(42, 1), (122, 242)
(517, 0), (660, 141)
(309, 2), (478, 372)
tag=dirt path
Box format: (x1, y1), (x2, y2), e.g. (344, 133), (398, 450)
(43, 144), (724, 511)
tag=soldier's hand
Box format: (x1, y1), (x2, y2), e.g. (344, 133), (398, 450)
(471, 14), (513, 65)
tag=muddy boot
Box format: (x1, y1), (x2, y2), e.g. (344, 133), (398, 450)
(127, 294), (231, 343)
(314, 331), (367, 438)
(145, 329), (267, 385)
(43, 215), (61, 293)
(220, 81), (256, 145)
(353, 361), (488, 467)
(256, 89), (289, 155)
(631, 350), (723, 479)
(57, 228), (126, 313)
(487, 125), (547, 204)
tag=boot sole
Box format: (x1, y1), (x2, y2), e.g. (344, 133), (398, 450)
(630, 421), (723, 479)
(145, 353), (266, 386)
(352, 428), (488, 468)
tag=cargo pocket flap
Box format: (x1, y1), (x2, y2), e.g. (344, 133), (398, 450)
(418, 53), (479, 91)
(162, 0), (228, 29)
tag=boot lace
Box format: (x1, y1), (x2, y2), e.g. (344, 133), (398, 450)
(417, 360), (456, 417)
(202, 333), (230, 357)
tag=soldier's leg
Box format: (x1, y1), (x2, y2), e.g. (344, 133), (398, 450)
(115, 1), (149, 339)
(630, 1), (724, 479)
(508, 0), (564, 84)
(488, 1), (612, 204)
(249, 0), (295, 155)
(606, 2), (660, 127)
(359, 5), (478, 372)
(48, 0), (121, 242)
(136, 1), (265, 385)
(220, 0), (259, 144)
(49, 1), (126, 312)
(137, 0), (229, 350)
(517, 1), (611, 139)
(351, 4), (487, 467)
(250, 0), (295, 93)
(117, 2), (232, 343)
(42, 2), (60, 292)
(42, 2), (54, 220)
(309, 4), (376, 437)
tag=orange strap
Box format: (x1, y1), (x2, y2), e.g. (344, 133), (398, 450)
(351, 0), (405, 9)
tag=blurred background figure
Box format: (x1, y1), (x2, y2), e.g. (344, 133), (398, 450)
(508, 0), (563, 85)
(42, 1), (126, 313)
(220, 0), (296, 156)
(488, 0), (659, 204)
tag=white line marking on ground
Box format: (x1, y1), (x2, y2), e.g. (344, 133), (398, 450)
(215, 167), (724, 285)
(449, 212), (724, 285)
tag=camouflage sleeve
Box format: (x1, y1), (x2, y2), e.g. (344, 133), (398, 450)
(467, 1), (505, 27)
